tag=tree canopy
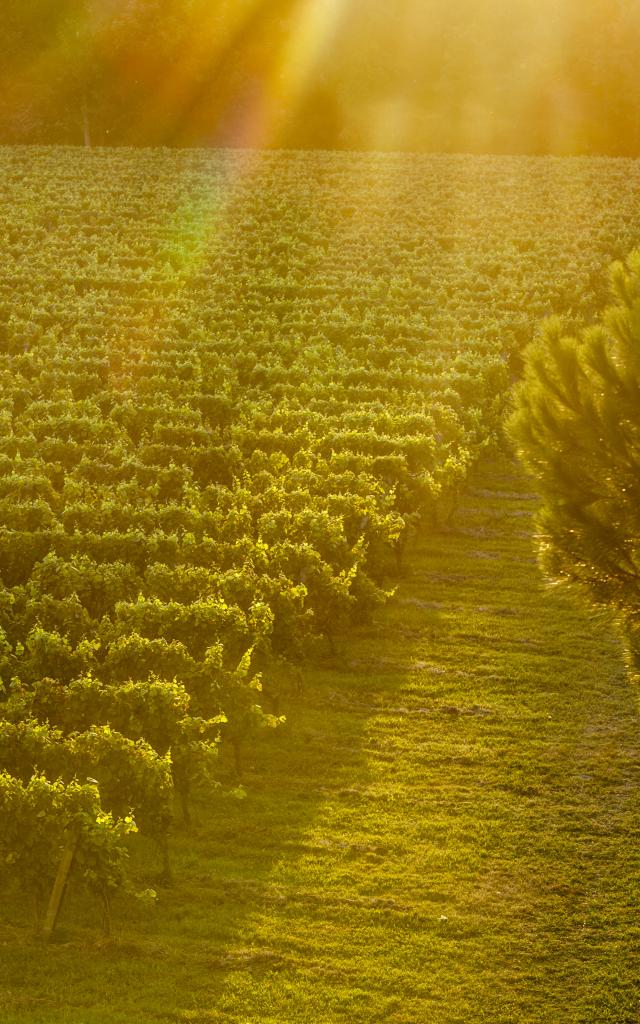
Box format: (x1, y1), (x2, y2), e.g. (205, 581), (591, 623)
(508, 251), (640, 665)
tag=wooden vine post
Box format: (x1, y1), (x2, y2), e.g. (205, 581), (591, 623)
(41, 831), (79, 941)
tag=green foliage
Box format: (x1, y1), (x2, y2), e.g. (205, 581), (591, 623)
(508, 250), (640, 665)
(4, 672), (224, 824)
(0, 771), (137, 932)
(0, 717), (172, 841)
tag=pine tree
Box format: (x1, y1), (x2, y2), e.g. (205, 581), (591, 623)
(507, 250), (640, 667)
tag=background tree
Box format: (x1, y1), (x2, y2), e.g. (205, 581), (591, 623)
(507, 250), (640, 667)
(3, 0), (640, 153)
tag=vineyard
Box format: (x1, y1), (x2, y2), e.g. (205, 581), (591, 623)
(1, 148), (640, 991)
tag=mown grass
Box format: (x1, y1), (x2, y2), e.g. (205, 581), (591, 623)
(2, 454), (640, 1023)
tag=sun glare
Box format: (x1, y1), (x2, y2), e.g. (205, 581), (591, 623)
(3, 1), (637, 156)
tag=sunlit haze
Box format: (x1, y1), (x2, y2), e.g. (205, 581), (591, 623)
(2, 0), (640, 153)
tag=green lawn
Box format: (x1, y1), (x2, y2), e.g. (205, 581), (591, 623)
(2, 454), (640, 1024)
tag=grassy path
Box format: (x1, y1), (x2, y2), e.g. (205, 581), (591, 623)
(3, 456), (640, 1023)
